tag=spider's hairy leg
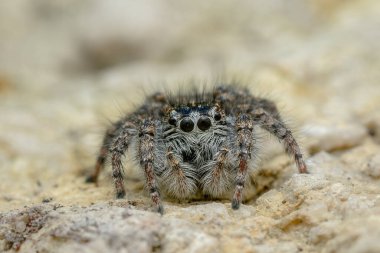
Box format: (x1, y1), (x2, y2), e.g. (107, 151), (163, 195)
(251, 107), (308, 174)
(110, 122), (136, 199)
(232, 114), (254, 210)
(201, 148), (232, 197)
(86, 121), (122, 184)
(139, 120), (164, 214)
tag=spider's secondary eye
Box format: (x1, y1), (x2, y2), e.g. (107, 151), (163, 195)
(197, 116), (211, 131)
(168, 118), (177, 126)
(214, 113), (221, 121)
(180, 118), (194, 132)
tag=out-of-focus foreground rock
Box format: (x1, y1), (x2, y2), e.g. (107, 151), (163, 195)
(1, 1), (380, 252)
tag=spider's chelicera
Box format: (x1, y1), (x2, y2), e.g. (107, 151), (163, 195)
(86, 85), (308, 214)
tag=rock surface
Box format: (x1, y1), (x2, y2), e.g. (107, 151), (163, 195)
(1, 1), (380, 253)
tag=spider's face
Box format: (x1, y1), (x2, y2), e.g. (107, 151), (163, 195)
(168, 105), (223, 133)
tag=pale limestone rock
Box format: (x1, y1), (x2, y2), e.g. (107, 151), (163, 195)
(303, 119), (367, 153)
(363, 154), (380, 178)
(255, 190), (286, 218)
(339, 141), (380, 178)
(323, 217), (380, 253)
(162, 219), (220, 253)
(306, 151), (347, 178)
(283, 174), (329, 197)
(363, 112), (380, 143)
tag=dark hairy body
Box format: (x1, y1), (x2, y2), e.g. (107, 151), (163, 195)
(86, 85), (308, 214)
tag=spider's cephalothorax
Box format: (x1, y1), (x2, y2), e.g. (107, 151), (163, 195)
(86, 85), (308, 214)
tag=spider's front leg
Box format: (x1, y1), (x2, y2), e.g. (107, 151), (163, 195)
(139, 120), (164, 214)
(250, 107), (308, 174)
(232, 114), (255, 209)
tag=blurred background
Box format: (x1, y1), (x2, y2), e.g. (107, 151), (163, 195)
(0, 0), (379, 210)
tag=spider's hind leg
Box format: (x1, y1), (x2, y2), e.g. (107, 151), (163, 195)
(86, 121), (123, 184)
(250, 99), (308, 174)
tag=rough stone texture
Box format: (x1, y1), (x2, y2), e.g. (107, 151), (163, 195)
(1, 1), (380, 253)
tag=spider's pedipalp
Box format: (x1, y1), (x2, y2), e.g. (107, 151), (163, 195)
(200, 147), (234, 197)
(163, 149), (198, 199)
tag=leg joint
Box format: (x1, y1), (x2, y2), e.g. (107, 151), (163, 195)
(112, 170), (123, 178)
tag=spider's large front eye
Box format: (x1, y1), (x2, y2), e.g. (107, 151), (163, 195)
(197, 116), (211, 131)
(180, 118), (194, 132)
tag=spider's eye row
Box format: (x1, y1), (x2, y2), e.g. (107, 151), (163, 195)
(168, 118), (177, 126)
(214, 113), (221, 121)
(180, 118), (194, 132)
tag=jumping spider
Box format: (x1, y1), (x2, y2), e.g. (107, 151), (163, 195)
(86, 85), (307, 214)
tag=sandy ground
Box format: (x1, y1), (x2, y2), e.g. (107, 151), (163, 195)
(1, 1), (380, 252)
